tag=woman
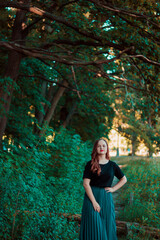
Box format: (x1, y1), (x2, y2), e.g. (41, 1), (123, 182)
(79, 139), (127, 240)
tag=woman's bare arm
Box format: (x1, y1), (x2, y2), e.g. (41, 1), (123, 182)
(83, 178), (101, 212)
(105, 176), (127, 193)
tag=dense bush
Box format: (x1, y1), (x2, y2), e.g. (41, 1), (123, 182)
(0, 128), (91, 239)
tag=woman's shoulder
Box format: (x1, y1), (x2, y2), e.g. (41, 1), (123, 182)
(85, 160), (91, 166)
(83, 160), (92, 169)
(108, 160), (114, 164)
(83, 161), (92, 173)
(109, 160), (118, 167)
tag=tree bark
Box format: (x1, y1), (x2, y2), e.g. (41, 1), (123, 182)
(40, 80), (68, 134)
(34, 81), (47, 133)
(0, 0), (30, 147)
(131, 134), (137, 156)
(44, 85), (56, 114)
(62, 102), (77, 128)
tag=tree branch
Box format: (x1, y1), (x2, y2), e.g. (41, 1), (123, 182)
(18, 74), (87, 96)
(0, 41), (133, 66)
(1, 40), (159, 69)
(100, 70), (151, 93)
(117, 15), (160, 45)
(42, 39), (123, 50)
(23, 16), (43, 36)
(58, 1), (78, 11)
(71, 66), (81, 99)
(128, 58), (147, 87)
(89, 0), (160, 29)
(0, 1), (102, 42)
(124, 55), (160, 67)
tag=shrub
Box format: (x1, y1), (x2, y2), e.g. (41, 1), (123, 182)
(0, 128), (91, 239)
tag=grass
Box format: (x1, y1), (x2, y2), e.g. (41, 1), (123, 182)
(113, 156), (160, 239)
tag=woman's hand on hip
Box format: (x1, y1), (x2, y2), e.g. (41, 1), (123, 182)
(92, 201), (101, 212)
(105, 187), (115, 193)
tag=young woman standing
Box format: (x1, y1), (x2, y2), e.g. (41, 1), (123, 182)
(79, 139), (127, 240)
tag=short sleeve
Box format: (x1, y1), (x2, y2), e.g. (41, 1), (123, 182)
(114, 162), (124, 180)
(83, 161), (92, 179)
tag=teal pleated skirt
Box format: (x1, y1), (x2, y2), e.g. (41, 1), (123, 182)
(79, 186), (117, 240)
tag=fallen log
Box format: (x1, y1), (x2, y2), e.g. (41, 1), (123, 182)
(12, 210), (160, 239)
(63, 213), (160, 239)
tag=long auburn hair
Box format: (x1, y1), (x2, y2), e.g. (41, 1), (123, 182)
(91, 138), (110, 176)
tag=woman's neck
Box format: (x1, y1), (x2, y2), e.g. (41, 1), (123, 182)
(98, 155), (109, 163)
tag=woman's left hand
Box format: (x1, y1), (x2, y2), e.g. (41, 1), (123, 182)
(105, 187), (115, 193)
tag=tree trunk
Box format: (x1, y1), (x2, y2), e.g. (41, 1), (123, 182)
(44, 85), (55, 114)
(149, 149), (153, 158)
(0, 0), (30, 147)
(116, 120), (120, 156)
(40, 79), (68, 134)
(34, 81), (47, 133)
(148, 115), (153, 157)
(131, 134), (137, 156)
(62, 102), (77, 128)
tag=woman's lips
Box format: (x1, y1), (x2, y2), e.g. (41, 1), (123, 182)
(100, 150), (104, 152)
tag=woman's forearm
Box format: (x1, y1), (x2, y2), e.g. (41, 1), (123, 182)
(83, 184), (101, 212)
(112, 176), (127, 191)
(105, 176), (127, 193)
(83, 183), (96, 204)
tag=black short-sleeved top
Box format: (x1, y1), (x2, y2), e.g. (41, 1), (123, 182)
(83, 160), (124, 187)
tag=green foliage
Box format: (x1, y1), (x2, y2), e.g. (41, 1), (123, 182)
(0, 128), (90, 239)
(0, 141), (54, 239)
(117, 157), (160, 228)
(45, 127), (91, 214)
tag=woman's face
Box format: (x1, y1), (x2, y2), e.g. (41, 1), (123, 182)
(97, 139), (108, 155)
